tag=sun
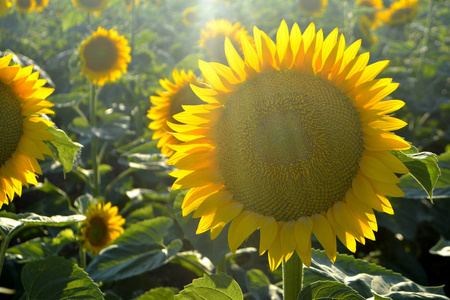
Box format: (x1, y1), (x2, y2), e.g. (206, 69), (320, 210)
(168, 21), (410, 271)
(79, 27), (131, 86)
(147, 69), (205, 157)
(0, 54), (55, 208)
(80, 202), (125, 255)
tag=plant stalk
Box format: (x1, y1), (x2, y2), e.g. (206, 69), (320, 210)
(89, 82), (100, 197)
(283, 252), (303, 300)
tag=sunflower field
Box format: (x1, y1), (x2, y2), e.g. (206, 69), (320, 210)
(0, 0), (449, 299)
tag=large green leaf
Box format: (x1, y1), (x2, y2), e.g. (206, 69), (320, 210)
(46, 125), (83, 174)
(173, 193), (231, 266)
(175, 273), (243, 300)
(86, 217), (182, 282)
(304, 249), (447, 299)
(392, 147), (440, 202)
(22, 256), (103, 300)
(245, 269), (282, 300)
(298, 281), (365, 300)
(133, 287), (178, 300)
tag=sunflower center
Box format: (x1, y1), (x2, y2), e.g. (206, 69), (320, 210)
(168, 85), (204, 125)
(299, 0), (322, 12)
(78, 0), (104, 8)
(0, 82), (23, 167)
(17, 0), (32, 8)
(83, 36), (118, 72)
(86, 216), (109, 247)
(217, 71), (364, 221)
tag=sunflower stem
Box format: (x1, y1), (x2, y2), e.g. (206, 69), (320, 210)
(89, 82), (100, 197)
(79, 247), (86, 269)
(130, 0), (136, 58)
(282, 252), (303, 300)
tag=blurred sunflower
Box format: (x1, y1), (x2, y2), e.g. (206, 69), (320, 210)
(199, 19), (254, 64)
(147, 69), (205, 157)
(298, 0), (328, 15)
(356, 0), (385, 29)
(0, 54), (55, 208)
(14, 0), (35, 12)
(124, 0), (138, 10)
(378, 0), (419, 25)
(0, 0), (11, 16)
(81, 202), (125, 255)
(34, 0), (48, 12)
(182, 7), (198, 26)
(168, 21), (410, 271)
(79, 27), (131, 86)
(72, 0), (109, 14)
(358, 15), (379, 46)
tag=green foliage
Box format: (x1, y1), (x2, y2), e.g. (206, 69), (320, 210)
(175, 273), (243, 300)
(298, 281), (364, 300)
(46, 125), (83, 174)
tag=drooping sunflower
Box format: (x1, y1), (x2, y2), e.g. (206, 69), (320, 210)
(0, 0), (12, 16)
(34, 0), (48, 12)
(79, 27), (131, 86)
(147, 69), (205, 157)
(72, 0), (109, 14)
(0, 54), (55, 208)
(378, 0), (419, 26)
(356, 0), (385, 29)
(182, 7), (198, 26)
(199, 19), (254, 64)
(14, 0), (35, 13)
(81, 202), (125, 255)
(168, 21), (410, 271)
(298, 0), (328, 15)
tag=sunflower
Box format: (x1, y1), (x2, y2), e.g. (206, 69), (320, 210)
(81, 202), (125, 255)
(72, 0), (109, 14)
(14, 0), (35, 12)
(0, 0), (12, 16)
(378, 0), (419, 26)
(0, 54), (55, 208)
(79, 27), (131, 86)
(34, 0), (48, 12)
(182, 7), (198, 26)
(147, 69), (205, 157)
(124, 0), (139, 10)
(199, 19), (254, 64)
(168, 21), (410, 271)
(358, 15), (379, 46)
(298, 0), (328, 15)
(356, 0), (385, 29)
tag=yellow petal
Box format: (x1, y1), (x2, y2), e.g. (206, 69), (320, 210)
(312, 214), (336, 263)
(228, 211), (262, 253)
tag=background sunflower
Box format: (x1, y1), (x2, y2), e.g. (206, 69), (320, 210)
(14, 0), (35, 12)
(72, 0), (109, 13)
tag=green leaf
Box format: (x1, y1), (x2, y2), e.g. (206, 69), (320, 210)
(22, 256), (103, 300)
(175, 273), (243, 300)
(298, 281), (365, 300)
(429, 237), (450, 257)
(86, 217), (182, 282)
(74, 194), (95, 214)
(46, 126), (83, 174)
(169, 251), (213, 277)
(245, 269), (282, 300)
(392, 147), (440, 202)
(133, 287), (178, 300)
(7, 229), (75, 261)
(61, 9), (85, 31)
(305, 249), (448, 299)
(173, 193), (231, 266)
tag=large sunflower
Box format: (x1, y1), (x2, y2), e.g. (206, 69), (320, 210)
(79, 27), (131, 86)
(168, 21), (410, 271)
(147, 69), (205, 157)
(378, 0), (419, 26)
(0, 0), (12, 16)
(81, 202), (125, 255)
(199, 19), (254, 64)
(72, 0), (109, 13)
(298, 0), (328, 15)
(0, 54), (55, 208)
(14, 0), (35, 12)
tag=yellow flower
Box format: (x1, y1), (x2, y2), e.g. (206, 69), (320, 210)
(168, 21), (410, 271)
(81, 202), (125, 255)
(147, 69), (205, 157)
(0, 0), (12, 16)
(72, 0), (109, 14)
(199, 19), (254, 64)
(34, 0), (48, 12)
(182, 7), (198, 26)
(298, 0), (328, 15)
(0, 54), (55, 208)
(378, 0), (419, 26)
(79, 27), (131, 86)
(14, 0), (35, 12)
(356, 0), (385, 29)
